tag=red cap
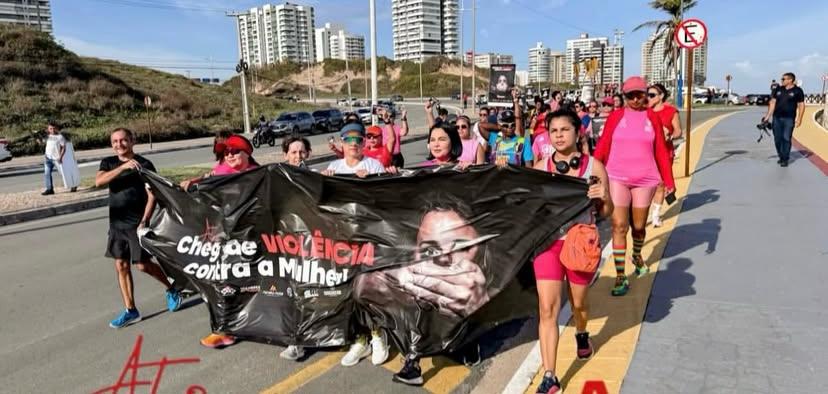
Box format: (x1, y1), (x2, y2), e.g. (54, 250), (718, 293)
(216, 134), (253, 156)
(622, 76), (648, 93)
(366, 126), (383, 136)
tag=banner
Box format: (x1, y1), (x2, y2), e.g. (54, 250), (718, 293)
(140, 164), (590, 356)
(489, 64), (516, 106)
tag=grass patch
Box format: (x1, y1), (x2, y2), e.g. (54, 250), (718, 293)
(80, 166), (210, 189)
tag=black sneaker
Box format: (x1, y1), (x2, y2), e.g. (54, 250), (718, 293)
(41, 189), (54, 196)
(535, 372), (561, 393)
(780, 161), (789, 167)
(393, 357), (423, 386)
(575, 332), (594, 360)
(777, 159), (783, 164)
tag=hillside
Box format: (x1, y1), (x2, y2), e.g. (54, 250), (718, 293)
(0, 26), (310, 155)
(232, 56), (492, 99)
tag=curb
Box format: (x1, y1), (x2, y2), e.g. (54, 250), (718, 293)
(0, 134), (429, 227)
(0, 142), (215, 178)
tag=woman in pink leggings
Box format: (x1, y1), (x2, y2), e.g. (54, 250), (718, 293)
(594, 76), (675, 297)
(531, 109), (613, 394)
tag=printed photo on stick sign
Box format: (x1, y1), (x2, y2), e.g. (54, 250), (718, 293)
(674, 18), (707, 49)
(489, 64), (516, 106)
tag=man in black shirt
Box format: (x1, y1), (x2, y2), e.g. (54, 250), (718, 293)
(764, 72), (805, 167)
(95, 128), (182, 328)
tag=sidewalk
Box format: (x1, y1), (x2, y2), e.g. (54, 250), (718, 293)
(622, 109), (828, 393)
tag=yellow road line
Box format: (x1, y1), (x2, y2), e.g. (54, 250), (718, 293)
(524, 112), (738, 394)
(260, 351), (344, 394)
(380, 354), (470, 394)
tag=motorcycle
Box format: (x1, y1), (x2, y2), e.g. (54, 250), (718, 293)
(251, 123), (277, 148)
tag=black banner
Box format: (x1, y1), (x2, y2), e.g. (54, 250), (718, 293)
(140, 164), (590, 356)
(489, 64), (516, 105)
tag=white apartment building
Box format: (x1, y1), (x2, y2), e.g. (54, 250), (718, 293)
(392, 0), (459, 62)
(236, 3), (315, 67)
(515, 70), (529, 87)
(315, 22), (365, 62)
(0, 0), (51, 33)
(473, 53), (513, 69)
(641, 32), (708, 86)
(550, 51), (565, 84)
(565, 33), (624, 86)
(528, 42), (551, 84)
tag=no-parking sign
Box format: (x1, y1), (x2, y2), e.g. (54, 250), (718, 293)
(675, 18), (707, 49)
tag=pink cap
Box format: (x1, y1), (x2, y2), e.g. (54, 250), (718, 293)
(622, 76), (648, 93)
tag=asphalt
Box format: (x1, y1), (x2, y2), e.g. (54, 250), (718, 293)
(623, 108), (828, 393)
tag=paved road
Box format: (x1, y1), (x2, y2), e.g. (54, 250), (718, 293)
(0, 108), (436, 194)
(622, 108), (828, 393)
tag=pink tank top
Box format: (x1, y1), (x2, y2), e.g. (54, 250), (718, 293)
(605, 109), (661, 187)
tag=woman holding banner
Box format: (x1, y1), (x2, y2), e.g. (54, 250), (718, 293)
(594, 76), (675, 297)
(531, 109), (612, 394)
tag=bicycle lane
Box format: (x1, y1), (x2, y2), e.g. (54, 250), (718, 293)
(623, 109), (828, 393)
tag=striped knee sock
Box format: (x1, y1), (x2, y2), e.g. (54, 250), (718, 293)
(612, 244), (626, 277)
(632, 237), (644, 259)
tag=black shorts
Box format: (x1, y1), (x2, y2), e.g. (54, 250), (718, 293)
(105, 227), (152, 263)
(391, 153), (404, 168)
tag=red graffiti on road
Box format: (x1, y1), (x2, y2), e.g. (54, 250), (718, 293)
(92, 335), (205, 394)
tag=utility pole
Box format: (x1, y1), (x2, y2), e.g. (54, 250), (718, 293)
(345, 55), (353, 112)
(419, 60), (424, 102)
(364, 57), (368, 103)
(459, 0), (464, 105)
(227, 11), (252, 134)
(369, 0), (378, 125)
(305, 46), (315, 103)
(471, 0), (476, 110)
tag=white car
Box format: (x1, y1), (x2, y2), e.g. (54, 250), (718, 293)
(356, 108), (372, 124)
(0, 138), (12, 162)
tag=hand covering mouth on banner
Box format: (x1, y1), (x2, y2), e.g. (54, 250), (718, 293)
(139, 163), (591, 356)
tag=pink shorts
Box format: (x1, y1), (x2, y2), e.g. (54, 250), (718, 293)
(533, 240), (595, 285)
(609, 180), (657, 208)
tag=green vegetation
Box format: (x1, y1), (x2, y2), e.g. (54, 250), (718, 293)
(0, 26), (315, 156)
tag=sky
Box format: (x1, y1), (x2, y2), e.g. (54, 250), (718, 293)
(53, 0), (828, 94)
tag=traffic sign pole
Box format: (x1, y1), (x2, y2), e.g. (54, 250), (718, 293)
(684, 48), (693, 177)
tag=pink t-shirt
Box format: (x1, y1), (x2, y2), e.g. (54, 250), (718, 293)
(211, 161), (257, 176)
(383, 124), (402, 155)
(459, 138), (480, 163)
(531, 132), (555, 162)
(605, 109), (661, 187)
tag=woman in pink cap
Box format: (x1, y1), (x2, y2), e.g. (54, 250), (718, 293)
(594, 76), (675, 297)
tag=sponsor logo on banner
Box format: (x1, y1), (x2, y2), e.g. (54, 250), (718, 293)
(262, 284), (284, 297)
(240, 285), (260, 293)
(323, 289), (342, 297)
(303, 289), (319, 299)
(219, 286), (237, 297)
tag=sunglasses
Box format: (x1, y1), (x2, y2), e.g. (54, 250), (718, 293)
(224, 148), (245, 156)
(343, 136), (364, 144)
(624, 92), (646, 100)
(479, 113), (487, 117)
(457, 124), (469, 129)
(366, 134), (380, 139)
(647, 92), (659, 98)
(498, 122), (515, 129)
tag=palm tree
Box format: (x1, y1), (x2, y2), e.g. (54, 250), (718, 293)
(634, 0), (697, 85)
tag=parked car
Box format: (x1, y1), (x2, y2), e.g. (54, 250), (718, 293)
(271, 111), (315, 135)
(355, 108), (372, 125)
(0, 138), (12, 162)
(746, 94), (771, 105)
(692, 93), (709, 104)
(312, 108), (345, 133)
(390, 94), (403, 102)
(280, 95), (300, 102)
(451, 93), (461, 100)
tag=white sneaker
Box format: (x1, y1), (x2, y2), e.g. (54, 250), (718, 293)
(652, 214), (663, 227)
(279, 345), (305, 361)
(370, 331), (390, 365)
(341, 339), (371, 366)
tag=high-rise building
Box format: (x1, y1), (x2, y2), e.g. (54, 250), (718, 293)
(315, 22), (364, 62)
(565, 33), (624, 86)
(0, 0), (51, 33)
(473, 52), (513, 69)
(515, 70), (529, 87)
(235, 3), (315, 67)
(549, 51), (565, 84)
(528, 42), (551, 84)
(641, 31), (707, 86)
(392, 0), (459, 62)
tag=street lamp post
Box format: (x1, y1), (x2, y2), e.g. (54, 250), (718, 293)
(726, 74), (732, 105)
(459, 0), (464, 106)
(369, 0), (378, 125)
(345, 56), (353, 112)
(471, 0), (476, 110)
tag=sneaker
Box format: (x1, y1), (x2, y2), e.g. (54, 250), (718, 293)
(280, 345), (305, 361)
(166, 288), (182, 312)
(777, 159), (783, 164)
(780, 161), (789, 167)
(41, 189), (54, 196)
(652, 214), (663, 227)
(611, 276), (630, 297)
(200, 333), (237, 349)
(575, 332), (594, 360)
(341, 338), (371, 366)
(393, 356), (423, 386)
(535, 372), (561, 393)
(633, 255), (649, 277)
(370, 330), (390, 365)
(70, 187), (77, 192)
(109, 308), (141, 328)
(461, 343), (482, 366)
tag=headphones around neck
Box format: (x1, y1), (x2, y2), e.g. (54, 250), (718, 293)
(552, 151), (582, 174)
